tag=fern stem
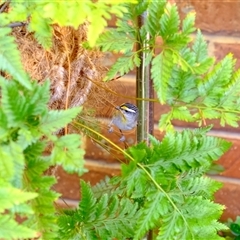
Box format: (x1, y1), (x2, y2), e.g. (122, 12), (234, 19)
(73, 121), (136, 163)
(86, 75), (159, 102)
(176, 102), (240, 114)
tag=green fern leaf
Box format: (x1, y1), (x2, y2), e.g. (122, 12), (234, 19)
(0, 216), (37, 240)
(105, 54), (138, 80)
(198, 54), (235, 103)
(79, 180), (97, 221)
(121, 162), (147, 198)
(157, 210), (185, 240)
(134, 191), (170, 239)
(172, 106), (194, 122)
(169, 67), (198, 103)
(0, 185), (37, 213)
(158, 112), (174, 131)
(151, 50), (174, 104)
(0, 79), (49, 128)
(192, 30), (208, 62)
(145, 128), (231, 174)
(91, 176), (119, 199)
(0, 29), (31, 89)
(178, 175), (222, 199)
(145, 1), (166, 37)
(59, 180), (138, 239)
(159, 3), (180, 38)
(220, 112), (239, 127)
(40, 107), (81, 134)
(0, 142), (25, 188)
(182, 11), (196, 35)
(97, 30), (134, 53)
(28, 12), (53, 49)
(219, 69), (240, 108)
(51, 134), (85, 174)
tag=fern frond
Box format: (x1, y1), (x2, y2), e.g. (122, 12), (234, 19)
(0, 29), (31, 89)
(171, 106), (194, 122)
(0, 184), (37, 213)
(92, 176), (119, 199)
(58, 180), (138, 239)
(105, 53), (140, 80)
(198, 54), (235, 105)
(151, 50), (174, 104)
(0, 79), (50, 128)
(134, 191), (170, 239)
(0, 215), (37, 240)
(51, 134), (85, 175)
(79, 180), (97, 221)
(40, 107), (81, 134)
(0, 142), (25, 188)
(122, 128), (230, 238)
(192, 30), (208, 62)
(178, 175), (222, 199)
(154, 129), (231, 172)
(218, 68), (240, 109)
(97, 29), (134, 53)
(182, 11), (196, 35)
(145, 1), (166, 37)
(159, 3), (180, 38)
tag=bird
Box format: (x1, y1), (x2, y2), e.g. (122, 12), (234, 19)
(108, 103), (139, 142)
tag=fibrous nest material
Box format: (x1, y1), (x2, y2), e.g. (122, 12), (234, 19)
(12, 23), (115, 113)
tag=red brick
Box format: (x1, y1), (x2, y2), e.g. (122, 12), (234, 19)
(214, 42), (240, 69)
(217, 138), (240, 179)
(53, 163), (120, 200)
(215, 181), (240, 221)
(177, 1), (240, 35)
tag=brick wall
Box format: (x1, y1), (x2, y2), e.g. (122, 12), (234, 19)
(54, 1), (240, 221)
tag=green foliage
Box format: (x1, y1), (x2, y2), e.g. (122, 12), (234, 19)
(0, 74), (84, 238)
(123, 128), (230, 239)
(58, 128), (230, 239)
(0, 0), (237, 239)
(57, 180), (139, 239)
(0, 28), (31, 89)
(0, 0), (137, 48)
(98, 1), (240, 131)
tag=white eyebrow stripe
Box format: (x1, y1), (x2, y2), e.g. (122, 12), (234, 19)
(122, 108), (136, 113)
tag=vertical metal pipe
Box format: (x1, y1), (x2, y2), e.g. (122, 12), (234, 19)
(136, 12), (154, 144)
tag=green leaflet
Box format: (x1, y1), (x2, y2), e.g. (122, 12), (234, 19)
(0, 28), (31, 89)
(159, 3), (180, 38)
(97, 30), (134, 53)
(40, 107), (81, 134)
(0, 142), (25, 188)
(51, 134), (86, 175)
(134, 191), (170, 239)
(0, 216), (37, 240)
(152, 50), (174, 104)
(0, 79), (50, 128)
(144, 1), (166, 37)
(104, 53), (140, 80)
(0, 184), (37, 213)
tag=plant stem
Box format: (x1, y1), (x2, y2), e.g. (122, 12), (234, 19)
(136, 9), (154, 240)
(136, 12), (154, 145)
